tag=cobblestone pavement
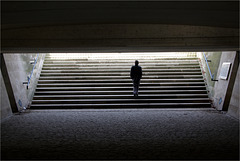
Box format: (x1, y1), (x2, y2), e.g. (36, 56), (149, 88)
(1, 108), (239, 160)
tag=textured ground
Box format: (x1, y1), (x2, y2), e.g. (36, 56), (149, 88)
(1, 108), (239, 160)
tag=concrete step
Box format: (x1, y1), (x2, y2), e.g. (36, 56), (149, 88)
(37, 82), (206, 87)
(32, 98), (210, 104)
(37, 79), (205, 83)
(41, 69), (201, 73)
(30, 103), (211, 109)
(39, 75), (203, 80)
(43, 61), (199, 65)
(44, 59), (199, 62)
(41, 66), (201, 70)
(43, 63), (199, 67)
(44, 57), (199, 61)
(40, 72), (202, 76)
(35, 86), (207, 91)
(42, 66), (200, 71)
(33, 94), (209, 100)
(34, 90), (208, 95)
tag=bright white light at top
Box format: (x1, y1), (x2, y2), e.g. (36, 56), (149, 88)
(49, 52), (197, 60)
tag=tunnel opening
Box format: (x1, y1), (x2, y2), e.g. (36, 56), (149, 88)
(2, 51), (238, 115)
(28, 52), (212, 109)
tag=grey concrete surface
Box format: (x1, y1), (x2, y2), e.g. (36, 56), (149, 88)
(228, 64), (239, 119)
(2, 2), (239, 28)
(199, 52), (222, 98)
(1, 70), (12, 120)
(1, 54), (45, 118)
(214, 52), (238, 111)
(2, 2), (239, 52)
(1, 108), (239, 160)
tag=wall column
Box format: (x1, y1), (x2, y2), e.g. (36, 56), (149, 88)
(0, 53), (18, 113)
(213, 52), (239, 111)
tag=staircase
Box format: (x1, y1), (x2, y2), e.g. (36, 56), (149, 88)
(31, 53), (211, 109)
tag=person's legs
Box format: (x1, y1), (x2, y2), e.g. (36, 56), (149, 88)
(136, 80), (140, 96)
(135, 79), (140, 96)
(133, 79), (140, 96)
(132, 79), (137, 96)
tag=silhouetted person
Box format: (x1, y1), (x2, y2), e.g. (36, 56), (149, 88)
(130, 60), (142, 96)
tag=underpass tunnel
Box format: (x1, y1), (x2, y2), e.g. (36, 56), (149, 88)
(1, 1), (239, 160)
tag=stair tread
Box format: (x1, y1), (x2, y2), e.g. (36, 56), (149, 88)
(43, 64), (199, 67)
(37, 84), (205, 89)
(33, 94), (209, 98)
(40, 72), (202, 74)
(32, 98), (210, 103)
(45, 58), (198, 63)
(44, 61), (199, 64)
(37, 82), (206, 86)
(40, 73), (202, 77)
(39, 75), (203, 78)
(42, 66), (201, 70)
(36, 86), (206, 89)
(31, 104), (211, 109)
(37, 82), (205, 84)
(44, 58), (199, 61)
(43, 63), (199, 66)
(38, 79), (205, 82)
(44, 64), (200, 66)
(35, 90), (208, 93)
(31, 102), (211, 106)
(41, 70), (201, 73)
(33, 98), (210, 100)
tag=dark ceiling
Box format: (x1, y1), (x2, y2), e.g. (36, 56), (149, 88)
(1, 1), (239, 52)
(2, 1), (239, 29)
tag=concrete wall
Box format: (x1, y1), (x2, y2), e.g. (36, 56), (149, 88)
(227, 63), (239, 119)
(2, 1), (239, 53)
(0, 70), (12, 121)
(2, 24), (238, 53)
(198, 52), (222, 99)
(213, 52), (239, 115)
(2, 1), (239, 28)
(2, 54), (45, 115)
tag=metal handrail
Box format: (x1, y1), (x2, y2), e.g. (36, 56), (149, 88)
(23, 54), (39, 89)
(203, 52), (218, 81)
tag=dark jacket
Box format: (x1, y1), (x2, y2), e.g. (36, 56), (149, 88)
(131, 65), (142, 80)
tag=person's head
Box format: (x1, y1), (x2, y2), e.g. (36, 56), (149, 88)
(135, 60), (139, 66)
